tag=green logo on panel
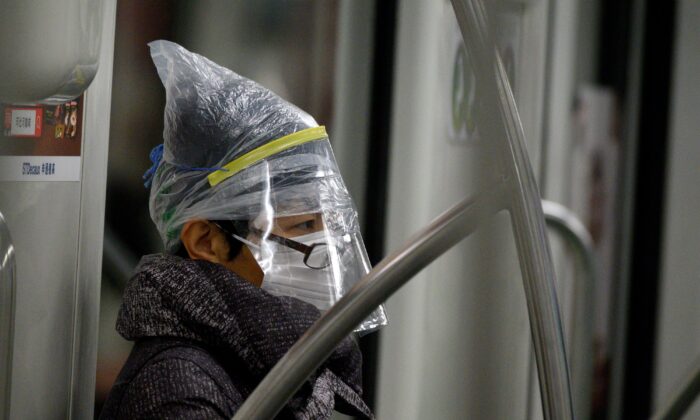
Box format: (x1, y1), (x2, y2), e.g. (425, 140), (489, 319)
(451, 43), (476, 140)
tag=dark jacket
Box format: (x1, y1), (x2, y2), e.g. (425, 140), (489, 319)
(99, 254), (372, 419)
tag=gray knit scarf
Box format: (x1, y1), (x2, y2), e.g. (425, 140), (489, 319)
(116, 253), (372, 419)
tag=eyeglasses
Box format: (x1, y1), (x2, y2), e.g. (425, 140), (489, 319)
(212, 221), (330, 269)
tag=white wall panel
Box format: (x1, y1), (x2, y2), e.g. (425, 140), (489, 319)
(653, 1), (700, 417)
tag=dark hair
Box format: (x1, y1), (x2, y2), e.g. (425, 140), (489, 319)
(174, 220), (244, 261)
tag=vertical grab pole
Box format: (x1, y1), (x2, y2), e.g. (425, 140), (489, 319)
(449, 0), (574, 419)
(0, 211), (15, 420)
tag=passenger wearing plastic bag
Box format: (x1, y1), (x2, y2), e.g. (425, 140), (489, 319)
(99, 40), (386, 419)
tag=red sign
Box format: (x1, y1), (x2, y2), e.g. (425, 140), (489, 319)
(0, 96), (82, 157)
(3, 107), (43, 138)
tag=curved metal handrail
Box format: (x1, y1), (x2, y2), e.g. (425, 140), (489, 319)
(233, 0), (573, 418)
(233, 187), (508, 419)
(230, 192), (578, 419)
(0, 210), (16, 420)
(543, 200), (598, 420)
(651, 356), (700, 420)
(230, 197), (587, 420)
(543, 201), (597, 279)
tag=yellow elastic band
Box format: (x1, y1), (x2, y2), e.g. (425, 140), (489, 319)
(207, 126), (328, 187)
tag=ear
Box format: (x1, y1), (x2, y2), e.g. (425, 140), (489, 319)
(180, 220), (226, 263)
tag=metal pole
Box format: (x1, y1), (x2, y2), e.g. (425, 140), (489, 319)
(232, 186), (508, 419)
(543, 200), (597, 282)
(0, 211), (16, 420)
(450, 0), (574, 418)
(651, 356), (700, 420)
(544, 200), (598, 420)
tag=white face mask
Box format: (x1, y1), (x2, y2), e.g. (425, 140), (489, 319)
(249, 230), (339, 310)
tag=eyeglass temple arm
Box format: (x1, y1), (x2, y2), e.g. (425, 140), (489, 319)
(274, 235), (313, 255)
(247, 226), (313, 255)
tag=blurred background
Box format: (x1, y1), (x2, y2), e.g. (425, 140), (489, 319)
(2, 0), (698, 419)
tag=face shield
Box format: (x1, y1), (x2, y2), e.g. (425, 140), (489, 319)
(145, 40), (386, 333)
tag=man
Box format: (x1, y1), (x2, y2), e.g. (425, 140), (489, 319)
(100, 40), (385, 419)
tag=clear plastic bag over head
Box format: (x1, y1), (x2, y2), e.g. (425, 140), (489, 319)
(146, 40), (386, 333)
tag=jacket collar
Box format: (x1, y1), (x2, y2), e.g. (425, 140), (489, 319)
(116, 253), (371, 418)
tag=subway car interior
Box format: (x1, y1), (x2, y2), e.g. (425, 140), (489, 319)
(1, 0), (699, 419)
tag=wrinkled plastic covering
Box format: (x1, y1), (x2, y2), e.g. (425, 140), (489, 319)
(147, 40), (386, 332)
